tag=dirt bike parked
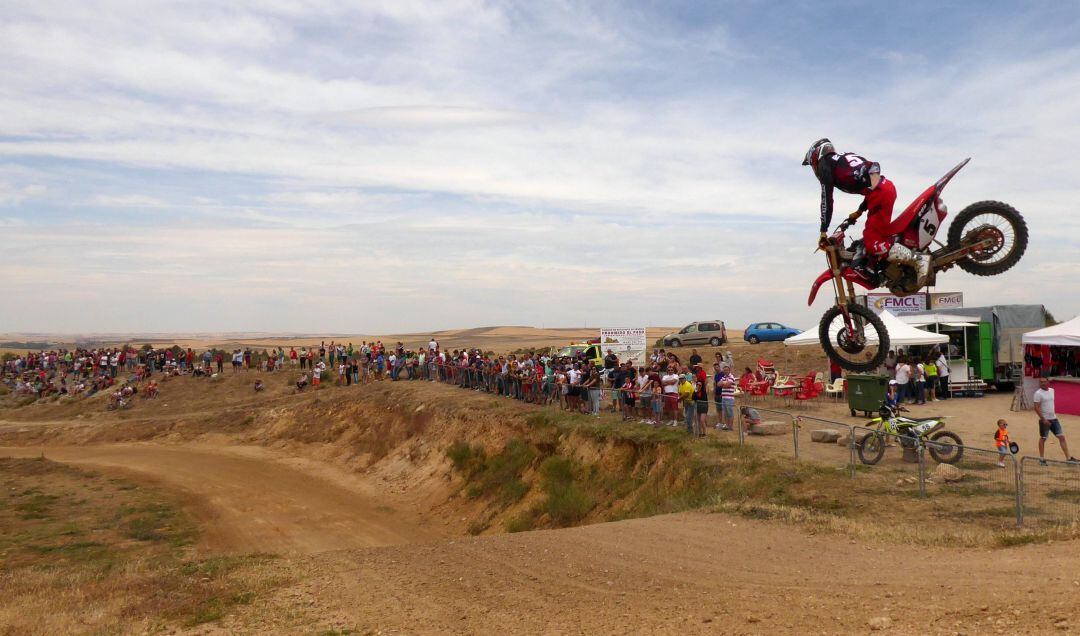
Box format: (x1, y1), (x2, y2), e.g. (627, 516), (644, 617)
(808, 158), (1028, 371)
(858, 405), (963, 465)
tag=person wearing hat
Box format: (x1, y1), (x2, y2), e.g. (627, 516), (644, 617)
(885, 379), (900, 411)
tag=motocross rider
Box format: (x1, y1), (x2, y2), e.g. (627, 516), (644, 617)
(804, 138), (929, 285)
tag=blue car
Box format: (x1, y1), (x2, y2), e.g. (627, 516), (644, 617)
(743, 322), (802, 344)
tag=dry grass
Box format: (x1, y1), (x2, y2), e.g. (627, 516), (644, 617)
(0, 457), (287, 634)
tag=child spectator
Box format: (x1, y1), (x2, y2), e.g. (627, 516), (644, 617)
(994, 419), (1010, 468)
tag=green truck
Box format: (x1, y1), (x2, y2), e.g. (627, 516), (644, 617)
(905, 304), (1047, 388)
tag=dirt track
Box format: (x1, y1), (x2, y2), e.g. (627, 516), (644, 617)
(225, 511), (1080, 634)
(5, 441), (1080, 633)
(0, 443), (449, 554)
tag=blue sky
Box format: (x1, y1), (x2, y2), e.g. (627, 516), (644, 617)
(1, 1), (1077, 333)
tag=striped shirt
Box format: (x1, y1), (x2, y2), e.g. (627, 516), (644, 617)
(717, 372), (736, 401)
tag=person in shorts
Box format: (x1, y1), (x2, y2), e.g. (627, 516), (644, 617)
(716, 364), (737, 431)
(1034, 377), (1077, 463)
(994, 419), (1010, 468)
(620, 369), (636, 421)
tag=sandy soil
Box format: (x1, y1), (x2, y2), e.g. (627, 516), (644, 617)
(0, 443), (452, 555)
(222, 512), (1080, 634)
(6, 440), (1077, 634)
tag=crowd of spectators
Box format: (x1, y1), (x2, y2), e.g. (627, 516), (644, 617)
(881, 346), (952, 408)
(2, 340), (745, 435)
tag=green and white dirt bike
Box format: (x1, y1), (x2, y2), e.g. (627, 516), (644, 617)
(857, 405), (964, 465)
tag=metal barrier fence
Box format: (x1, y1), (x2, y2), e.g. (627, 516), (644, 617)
(922, 438), (1022, 527)
(329, 360), (1080, 529)
(795, 415), (856, 477)
(1019, 456), (1080, 527)
(738, 407), (797, 456)
(850, 424), (926, 498)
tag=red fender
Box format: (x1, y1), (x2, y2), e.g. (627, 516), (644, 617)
(807, 268), (874, 306)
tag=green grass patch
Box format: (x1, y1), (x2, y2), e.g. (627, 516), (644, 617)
(448, 438), (536, 506)
(539, 457), (595, 526)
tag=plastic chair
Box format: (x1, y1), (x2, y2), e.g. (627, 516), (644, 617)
(824, 378), (845, 401)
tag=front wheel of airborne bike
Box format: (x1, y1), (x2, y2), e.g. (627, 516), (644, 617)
(945, 201), (1028, 276)
(858, 431), (886, 465)
(819, 303), (889, 372)
(927, 430), (964, 464)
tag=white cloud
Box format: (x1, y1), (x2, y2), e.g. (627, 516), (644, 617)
(0, 182), (46, 206)
(0, 2), (1076, 332)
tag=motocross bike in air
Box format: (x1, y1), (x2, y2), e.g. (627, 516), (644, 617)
(808, 159), (1028, 372)
(857, 405), (964, 465)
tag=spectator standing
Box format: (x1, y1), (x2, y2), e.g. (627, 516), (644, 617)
(894, 357), (911, 404)
(936, 349), (950, 400)
(716, 365), (737, 431)
(693, 364), (708, 436)
(924, 355), (938, 401)
(661, 366), (680, 425)
(1034, 377), (1078, 463)
(884, 350), (897, 379)
(913, 359), (926, 405)
(829, 358), (842, 383)
(688, 349), (702, 367)
(678, 373), (696, 435)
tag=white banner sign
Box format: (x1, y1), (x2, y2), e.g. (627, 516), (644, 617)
(929, 292), (964, 310)
(600, 327), (647, 366)
(866, 293), (927, 315)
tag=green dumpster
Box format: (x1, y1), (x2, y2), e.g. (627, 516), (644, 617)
(846, 373), (888, 417)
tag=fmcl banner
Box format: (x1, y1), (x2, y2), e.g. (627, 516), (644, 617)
(929, 292), (964, 310)
(866, 292), (928, 315)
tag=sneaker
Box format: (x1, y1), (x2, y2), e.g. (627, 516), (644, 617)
(997, 461), (1006, 468)
(1069, 457), (1079, 464)
(1039, 459), (1048, 466)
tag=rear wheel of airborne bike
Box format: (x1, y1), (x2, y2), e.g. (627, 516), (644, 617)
(858, 431), (886, 465)
(819, 303), (889, 373)
(927, 430), (964, 464)
(945, 201), (1028, 276)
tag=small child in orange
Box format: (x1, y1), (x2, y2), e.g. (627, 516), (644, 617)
(994, 419), (1010, 467)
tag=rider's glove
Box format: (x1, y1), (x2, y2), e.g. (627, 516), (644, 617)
(847, 210), (862, 224)
(818, 232), (830, 250)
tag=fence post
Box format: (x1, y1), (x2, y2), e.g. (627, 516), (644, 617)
(792, 415), (800, 459)
(737, 408), (744, 446)
(1014, 456), (1024, 527)
(917, 440), (927, 498)
(849, 430), (857, 479)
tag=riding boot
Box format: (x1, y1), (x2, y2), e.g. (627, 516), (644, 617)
(887, 243), (930, 286)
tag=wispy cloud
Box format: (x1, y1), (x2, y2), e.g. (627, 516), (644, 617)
(0, 1), (1077, 332)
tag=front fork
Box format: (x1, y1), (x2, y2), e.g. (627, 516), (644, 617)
(827, 247), (860, 332)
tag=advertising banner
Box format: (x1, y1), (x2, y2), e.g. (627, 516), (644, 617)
(600, 327), (647, 366)
(866, 293), (928, 315)
(929, 292), (964, 310)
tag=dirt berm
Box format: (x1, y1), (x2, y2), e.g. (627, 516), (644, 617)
(1, 378), (835, 539)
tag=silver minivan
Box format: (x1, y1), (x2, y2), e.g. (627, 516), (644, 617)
(662, 321), (727, 347)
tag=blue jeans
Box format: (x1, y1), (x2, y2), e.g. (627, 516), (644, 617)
(684, 403), (695, 434)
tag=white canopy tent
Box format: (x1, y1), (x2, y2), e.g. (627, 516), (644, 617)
(785, 310), (949, 347)
(1022, 315), (1080, 347)
(901, 314), (979, 328)
(1020, 315), (1080, 410)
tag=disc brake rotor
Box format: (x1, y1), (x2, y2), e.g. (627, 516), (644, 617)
(836, 322), (866, 354)
(966, 224), (1005, 261)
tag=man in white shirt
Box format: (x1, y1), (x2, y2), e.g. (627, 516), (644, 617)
(936, 351), (950, 400)
(1034, 377), (1077, 463)
(894, 358), (911, 404)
